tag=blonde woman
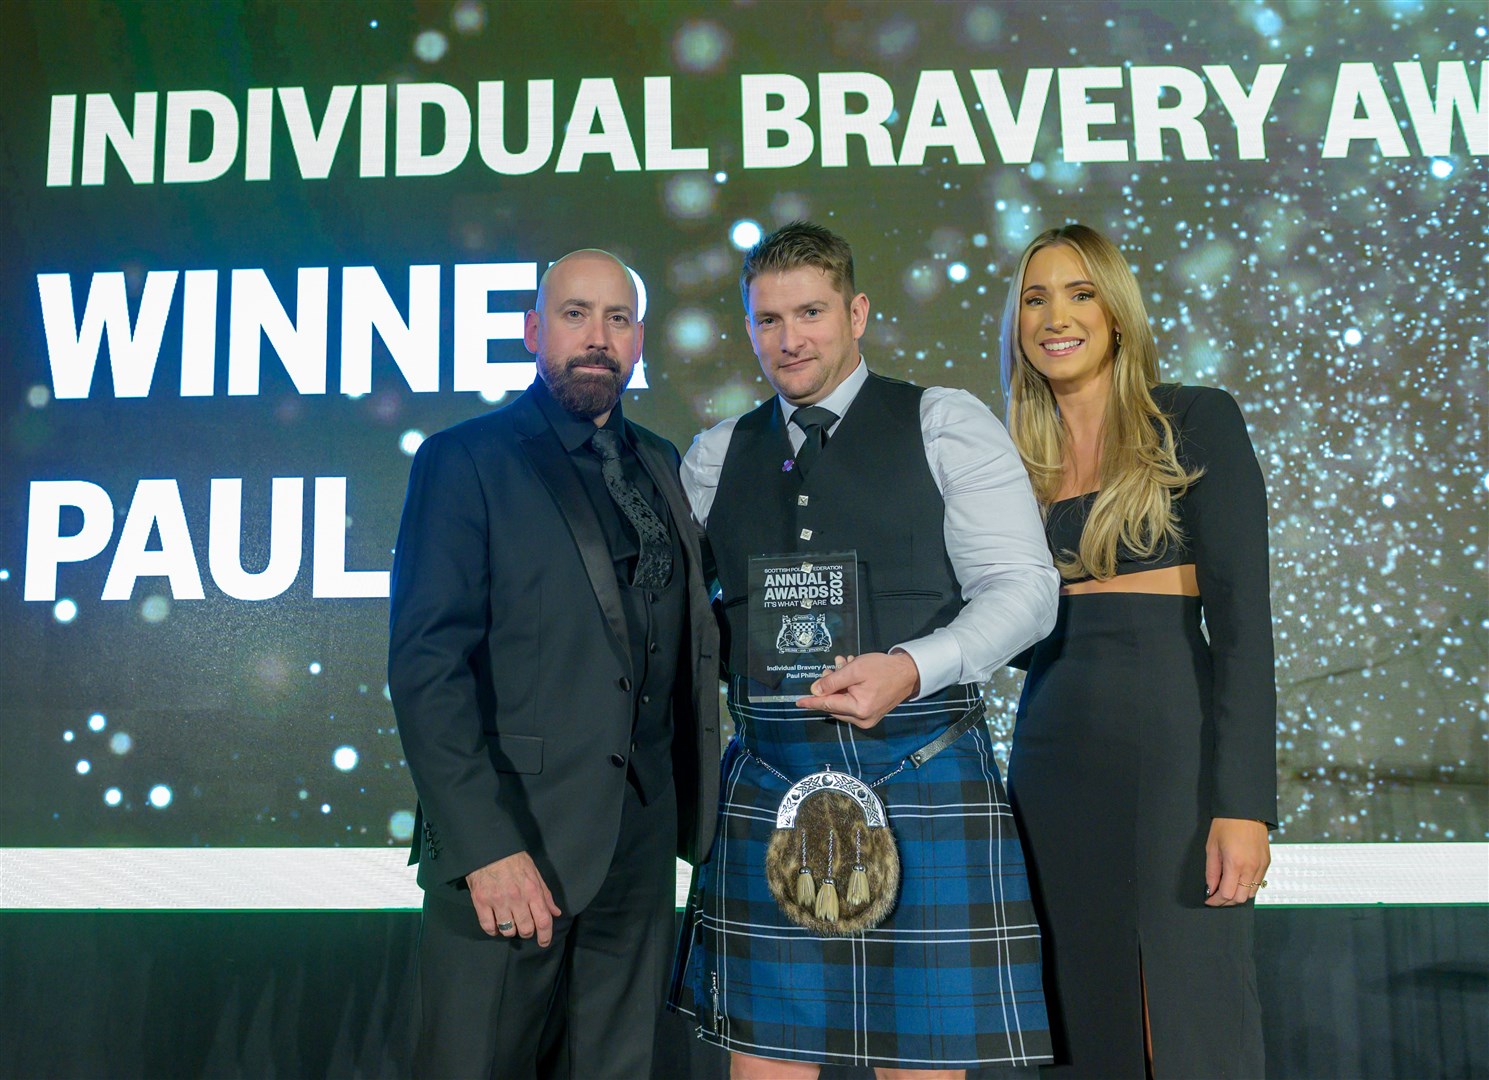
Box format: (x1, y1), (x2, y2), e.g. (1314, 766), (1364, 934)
(1000, 224), (1276, 1078)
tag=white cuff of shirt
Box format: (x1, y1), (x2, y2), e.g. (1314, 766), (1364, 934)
(890, 630), (963, 700)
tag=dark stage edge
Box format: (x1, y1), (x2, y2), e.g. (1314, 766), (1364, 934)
(1, 906), (1483, 1078)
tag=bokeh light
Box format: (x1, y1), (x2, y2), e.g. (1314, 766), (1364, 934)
(673, 20), (729, 73)
(388, 810), (417, 842)
(413, 29), (448, 62)
(663, 174), (716, 220)
(730, 219), (763, 251)
(963, 5), (1002, 44)
(667, 309), (717, 356)
(451, 1), (486, 35)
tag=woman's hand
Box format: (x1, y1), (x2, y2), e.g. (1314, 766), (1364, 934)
(1204, 817), (1271, 906)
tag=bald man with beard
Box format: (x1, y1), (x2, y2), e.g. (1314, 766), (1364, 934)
(389, 250), (720, 1078)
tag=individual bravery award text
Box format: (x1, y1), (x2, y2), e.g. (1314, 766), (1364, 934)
(747, 551), (861, 702)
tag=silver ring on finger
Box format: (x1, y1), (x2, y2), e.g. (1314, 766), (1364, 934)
(497, 920), (516, 932)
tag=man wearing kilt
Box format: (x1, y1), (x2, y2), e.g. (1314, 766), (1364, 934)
(668, 221), (1061, 1077)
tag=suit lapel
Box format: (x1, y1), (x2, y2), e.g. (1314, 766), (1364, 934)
(514, 398), (631, 674)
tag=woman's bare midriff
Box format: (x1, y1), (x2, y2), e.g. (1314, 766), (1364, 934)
(1060, 564), (1199, 596)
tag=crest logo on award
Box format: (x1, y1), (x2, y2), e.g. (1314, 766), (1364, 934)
(776, 612), (832, 653)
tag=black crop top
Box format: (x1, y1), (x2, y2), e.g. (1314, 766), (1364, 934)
(1044, 490), (1191, 583)
(1038, 383), (1279, 824)
(1044, 384), (1249, 583)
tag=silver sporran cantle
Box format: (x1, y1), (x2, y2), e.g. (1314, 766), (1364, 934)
(763, 766), (900, 935)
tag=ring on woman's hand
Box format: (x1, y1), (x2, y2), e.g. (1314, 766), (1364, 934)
(497, 920), (516, 932)
(1240, 880), (1268, 889)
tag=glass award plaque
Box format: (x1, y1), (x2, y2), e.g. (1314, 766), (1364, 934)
(746, 551), (860, 703)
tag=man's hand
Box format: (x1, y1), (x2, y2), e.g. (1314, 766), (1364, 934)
(794, 651), (921, 729)
(1204, 817), (1271, 907)
(466, 851), (563, 945)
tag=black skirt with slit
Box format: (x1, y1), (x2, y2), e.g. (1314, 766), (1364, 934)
(1009, 594), (1264, 1079)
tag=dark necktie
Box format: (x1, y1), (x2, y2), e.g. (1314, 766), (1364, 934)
(590, 428), (673, 589)
(790, 406), (839, 477)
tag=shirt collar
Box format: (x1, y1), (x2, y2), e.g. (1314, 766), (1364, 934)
(778, 356), (869, 428)
(529, 376), (626, 453)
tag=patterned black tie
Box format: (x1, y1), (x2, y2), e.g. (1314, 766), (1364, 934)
(790, 406), (839, 477)
(591, 428), (673, 588)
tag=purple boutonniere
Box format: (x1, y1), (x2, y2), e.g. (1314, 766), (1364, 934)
(782, 459), (795, 473)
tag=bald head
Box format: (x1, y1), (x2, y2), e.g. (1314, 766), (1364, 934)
(524, 249), (644, 425)
(536, 249), (637, 312)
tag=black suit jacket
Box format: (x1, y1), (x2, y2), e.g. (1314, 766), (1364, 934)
(388, 387), (720, 912)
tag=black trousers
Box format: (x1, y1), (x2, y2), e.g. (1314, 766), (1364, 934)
(414, 778), (678, 1080)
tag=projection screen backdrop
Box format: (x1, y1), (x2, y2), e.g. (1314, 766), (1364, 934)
(0, 0), (1483, 907)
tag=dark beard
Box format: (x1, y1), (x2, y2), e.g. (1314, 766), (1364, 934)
(540, 351), (630, 419)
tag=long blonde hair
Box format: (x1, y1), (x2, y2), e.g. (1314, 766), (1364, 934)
(998, 224), (1200, 580)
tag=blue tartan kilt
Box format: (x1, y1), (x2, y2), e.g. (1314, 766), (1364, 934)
(668, 682), (1054, 1069)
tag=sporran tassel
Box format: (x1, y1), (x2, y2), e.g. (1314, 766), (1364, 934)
(814, 829), (839, 922)
(846, 826), (870, 906)
(814, 878), (839, 922)
(795, 828), (816, 906)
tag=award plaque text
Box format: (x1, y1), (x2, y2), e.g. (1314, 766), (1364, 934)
(746, 551), (860, 703)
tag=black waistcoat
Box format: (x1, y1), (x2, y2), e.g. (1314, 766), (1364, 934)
(707, 373), (964, 677)
(616, 521), (686, 803)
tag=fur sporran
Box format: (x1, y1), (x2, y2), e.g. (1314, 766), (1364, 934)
(764, 769), (900, 935)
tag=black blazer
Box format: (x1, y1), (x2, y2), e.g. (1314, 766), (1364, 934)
(388, 387), (720, 912)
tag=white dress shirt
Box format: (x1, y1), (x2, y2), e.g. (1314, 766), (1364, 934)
(681, 359), (1059, 699)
